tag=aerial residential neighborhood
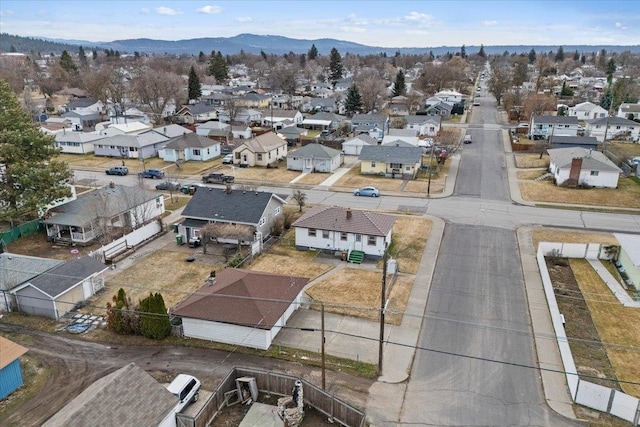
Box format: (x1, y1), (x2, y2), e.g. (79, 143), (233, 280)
(1, 1), (640, 426)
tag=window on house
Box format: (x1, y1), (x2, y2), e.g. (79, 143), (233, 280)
(257, 153), (263, 161)
(340, 232), (347, 241)
(156, 197), (162, 207)
(275, 207), (281, 215)
(110, 145), (115, 149)
(308, 228), (316, 237)
(355, 234), (362, 242)
(193, 149), (201, 156)
(368, 235), (377, 246)
(322, 230), (329, 239)
(590, 171), (599, 176)
(259, 217), (266, 226)
(371, 161), (376, 167)
(390, 163), (401, 169)
(129, 146), (135, 151)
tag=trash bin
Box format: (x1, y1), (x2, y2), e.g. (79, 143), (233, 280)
(176, 235), (184, 245)
(341, 251), (348, 261)
(173, 223), (179, 233)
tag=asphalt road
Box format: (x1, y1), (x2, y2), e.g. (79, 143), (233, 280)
(400, 101), (581, 426)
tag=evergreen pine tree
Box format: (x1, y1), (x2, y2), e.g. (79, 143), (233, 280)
(606, 58), (616, 85)
(208, 51), (228, 82)
(344, 84), (362, 116)
(460, 44), (467, 59)
(78, 46), (87, 67)
(59, 50), (78, 74)
(528, 48), (536, 65)
(478, 44), (486, 58)
(92, 49), (98, 60)
(187, 65), (202, 101)
(329, 47), (343, 87)
(392, 70), (406, 97)
(573, 50), (580, 61)
(555, 46), (564, 62)
(198, 51), (206, 63)
(308, 44), (318, 60)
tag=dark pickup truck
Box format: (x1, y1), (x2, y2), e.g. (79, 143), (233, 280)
(202, 173), (235, 184)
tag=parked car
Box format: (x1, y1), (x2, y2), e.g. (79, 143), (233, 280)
(138, 169), (165, 179)
(517, 123), (530, 128)
(472, 100), (480, 106)
(222, 154), (234, 164)
(202, 172), (234, 184)
(220, 147), (233, 155)
(353, 186), (380, 197)
(155, 181), (181, 191)
(105, 166), (128, 176)
(464, 135), (472, 144)
(166, 374), (200, 414)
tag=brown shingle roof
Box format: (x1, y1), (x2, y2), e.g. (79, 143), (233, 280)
(172, 269), (308, 329)
(240, 131), (287, 153)
(293, 206), (396, 236)
(0, 336), (28, 370)
(42, 363), (177, 427)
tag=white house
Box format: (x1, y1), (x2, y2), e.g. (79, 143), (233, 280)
(531, 115), (579, 138)
(405, 115), (441, 137)
(617, 103), (640, 121)
(585, 116), (640, 142)
(54, 130), (107, 154)
(159, 133), (220, 162)
(434, 90), (462, 104)
(567, 102), (608, 120)
(286, 143), (342, 173)
(261, 109), (304, 130)
(172, 269), (309, 350)
(547, 147), (622, 188)
(382, 129), (420, 146)
(293, 205), (396, 260)
(100, 121), (152, 136)
(342, 134), (377, 156)
(232, 132), (288, 167)
(231, 125), (252, 140)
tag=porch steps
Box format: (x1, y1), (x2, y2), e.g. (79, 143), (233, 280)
(348, 251), (364, 264)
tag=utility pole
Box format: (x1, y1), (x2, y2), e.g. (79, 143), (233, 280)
(321, 303), (326, 390)
(427, 145), (436, 196)
(378, 244), (388, 375)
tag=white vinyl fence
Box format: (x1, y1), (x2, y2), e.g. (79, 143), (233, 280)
(537, 242), (640, 425)
(90, 220), (162, 263)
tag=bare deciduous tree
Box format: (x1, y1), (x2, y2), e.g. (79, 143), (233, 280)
(292, 190), (307, 212)
(523, 93), (557, 119)
(355, 68), (386, 113)
(132, 68), (184, 123)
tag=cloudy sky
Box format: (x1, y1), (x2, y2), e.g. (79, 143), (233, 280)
(1, 0), (639, 47)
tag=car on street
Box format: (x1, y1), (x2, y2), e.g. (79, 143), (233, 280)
(517, 123), (529, 128)
(138, 169), (165, 179)
(105, 166), (128, 176)
(472, 100), (480, 106)
(222, 154), (234, 164)
(463, 135), (472, 144)
(353, 186), (380, 197)
(155, 181), (181, 191)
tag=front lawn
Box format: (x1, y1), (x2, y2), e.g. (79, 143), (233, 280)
(519, 177), (640, 208)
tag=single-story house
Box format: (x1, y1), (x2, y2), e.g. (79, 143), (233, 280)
(0, 336), (29, 400)
(585, 116), (640, 142)
(548, 136), (599, 150)
(175, 102), (218, 124)
(159, 133), (220, 162)
(547, 147), (622, 188)
(424, 100), (453, 119)
(61, 110), (101, 131)
(66, 97), (104, 113)
(286, 143), (343, 173)
(153, 124), (193, 138)
(358, 144), (423, 179)
(172, 269), (309, 350)
(195, 121), (232, 145)
(293, 205), (396, 259)
(567, 102), (608, 120)
(232, 132), (288, 167)
(0, 253), (64, 313)
(236, 91), (271, 109)
(351, 114), (389, 136)
(42, 363), (178, 427)
(342, 134), (377, 156)
(434, 90), (462, 104)
(93, 131), (170, 159)
(277, 126), (308, 146)
(100, 121), (152, 136)
(217, 108), (262, 125)
(301, 112), (344, 132)
(617, 102), (640, 121)
(261, 109), (304, 129)
(54, 130), (107, 154)
(178, 187), (286, 245)
(405, 115), (441, 136)
(11, 256), (108, 320)
(231, 125), (252, 140)
(44, 184), (165, 245)
(613, 233), (640, 289)
(531, 115), (579, 139)
(382, 129), (420, 146)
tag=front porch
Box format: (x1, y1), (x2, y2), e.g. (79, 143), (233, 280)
(46, 224), (99, 245)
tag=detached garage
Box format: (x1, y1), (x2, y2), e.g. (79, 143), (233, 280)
(12, 256), (108, 320)
(172, 269), (309, 350)
(0, 336), (28, 400)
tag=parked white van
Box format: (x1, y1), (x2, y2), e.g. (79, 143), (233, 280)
(166, 374), (201, 413)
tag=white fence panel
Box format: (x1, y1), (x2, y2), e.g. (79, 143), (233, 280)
(585, 243), (601, 259)
(90, 221), (162, 262)
(575, 381), (612, 412)
(560, 243), (588, 258)
(610, 391), (640, 424)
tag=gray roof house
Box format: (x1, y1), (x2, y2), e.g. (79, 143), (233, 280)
(11, 256), (108, 320)
(178, 187), (287, 245)
(0, 253), (64, 313)
(585, 116), (640, 142)
(286, 143), (343, 173)
(548, 147), (623, 188)
(293, 205), (396, 258)
(616, 102), (640, 120)
(342, 134), (377, 156)
(160, 133), (220, 163)
(382, 129), (420, 146)
(93, 131), (170, 159)
(54, 130), (107, 154)
(549, 136), (599, 150)
(44, 184), (165, 245)
(358, 145), (423, 179)
(42, 363), (178, 427)
(530, 115), (579, 138)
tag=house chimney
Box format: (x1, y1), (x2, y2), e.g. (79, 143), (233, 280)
(567, 157), (582, 187)
(226, 184), (232, 194)
(346, 207), (352, 219)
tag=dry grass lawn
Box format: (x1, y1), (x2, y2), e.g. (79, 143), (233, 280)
(306, 268), (414, 326)
(294, 172), (333, 185)
(514, 154), (550, 168)
(60, 154), (167, 172)
(86, 250), (220, 315)
(333, 168), (405, 192)
(520, 177), (640, 208)
(403, 161), (451, 194)
(608, 141), (640, 158)
(388, 216), (431, 274)
(517, 170), (547, 180)
(531, 228), (619, 249)
(569, 259), (640, 398)
(217, 165), (302, 183)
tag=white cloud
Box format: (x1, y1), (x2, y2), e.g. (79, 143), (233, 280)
(197, 5), (222, 14)
(615, 22), (627, 29)
(483, 20), (498, 26)
(235, 16), (252, 23)
(156, 7), (182, 16)
(140, 8), (150, 14)
(340, 26), (366, 33)
(0, 10), (13, 17)
(403, 12), (433, 24)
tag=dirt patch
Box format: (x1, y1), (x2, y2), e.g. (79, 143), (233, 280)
(546, 257), (622, 391)
(403, 161), (451, 195)
(6, 232), (102, 261)
(333, 168), (405, 192)
(514, 154), (550, 168)
(520, 177), (640, 208)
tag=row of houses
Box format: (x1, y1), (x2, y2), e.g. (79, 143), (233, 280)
(528, 114), (639, 143)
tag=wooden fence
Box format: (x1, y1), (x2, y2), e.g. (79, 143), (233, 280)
(176, 367), (366, 427)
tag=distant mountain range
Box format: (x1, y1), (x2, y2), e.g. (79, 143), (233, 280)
(1, 32), (639, 57)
